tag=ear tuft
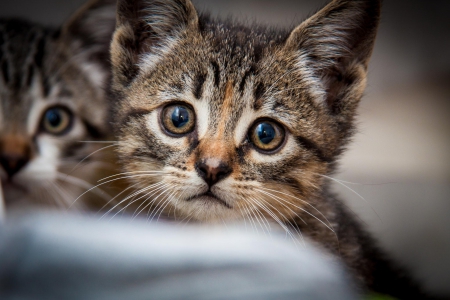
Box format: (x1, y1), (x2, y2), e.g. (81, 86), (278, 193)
(111, 0), (198, 87)
(285, 0), (381, 113)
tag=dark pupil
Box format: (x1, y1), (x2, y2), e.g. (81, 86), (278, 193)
(256, 123), (275, 144)
(46, 109), (62, 127)
(171, 106), (189, 128)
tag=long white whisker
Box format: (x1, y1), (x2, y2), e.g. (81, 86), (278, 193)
(68, 144), (117, 174)
(248, 196), (302, 246)
(253, 194), (305, 246)
(257, 188), (335, 234)
(72, 173), (163, 208)
(56, 172), (110, 204)
(258, 187), (334, 230)
(105, 182), (166, 219)
(316, 173), (381, 220)
(98, 171), (166, 183)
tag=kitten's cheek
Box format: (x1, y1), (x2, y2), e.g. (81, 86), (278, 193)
(248, 135), (296, 164)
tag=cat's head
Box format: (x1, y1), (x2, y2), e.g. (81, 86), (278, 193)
(110, 0), (380, 222)
(0, 0), (116, 210)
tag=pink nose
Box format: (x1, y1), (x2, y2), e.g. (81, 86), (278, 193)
(195, 159), (232, 186)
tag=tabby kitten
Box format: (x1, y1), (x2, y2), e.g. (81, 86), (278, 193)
(110, 0), (432, 298)
(0, 0), (116, 212)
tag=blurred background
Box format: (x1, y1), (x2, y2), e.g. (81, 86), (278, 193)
(1, 0), (449, 296)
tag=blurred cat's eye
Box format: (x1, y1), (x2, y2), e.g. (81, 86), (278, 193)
(161, 103), (195, 136)
(41, 107), (73, 135)
(249, 120), (285, 152)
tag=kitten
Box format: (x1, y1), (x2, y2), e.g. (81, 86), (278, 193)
(0, 0), (116, 212)
(109, 0), (434, 298)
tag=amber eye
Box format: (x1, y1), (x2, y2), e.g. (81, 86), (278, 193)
(161, 104), (195, 136)
(41, 107), (72, 135)
(249, 120), (285, 152)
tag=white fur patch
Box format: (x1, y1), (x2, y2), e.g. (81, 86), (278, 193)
(138, 36), (180, 73)
(294, 51), (326, 106)
(17, 136), (60, 183)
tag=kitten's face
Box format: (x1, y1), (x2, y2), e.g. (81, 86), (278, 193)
(0, 1), (115, 210)
(111, 0), (379, 223)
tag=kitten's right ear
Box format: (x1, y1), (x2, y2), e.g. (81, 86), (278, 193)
(111, 0), (198, 87)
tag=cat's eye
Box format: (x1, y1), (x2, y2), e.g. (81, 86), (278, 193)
(161, 103), (195, 136)
(41, 107), (72, 135)
(249, 120), (285, 152)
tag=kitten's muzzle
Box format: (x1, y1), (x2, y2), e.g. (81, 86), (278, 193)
(195, 160), (232, 187)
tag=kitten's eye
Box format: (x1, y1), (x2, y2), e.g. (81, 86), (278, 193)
(41, 107), (72, 135)
(161, 104), (195, 136)
(249, 120), (285, 152)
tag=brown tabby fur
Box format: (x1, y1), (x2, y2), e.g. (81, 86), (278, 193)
(109, 0), (436, 298)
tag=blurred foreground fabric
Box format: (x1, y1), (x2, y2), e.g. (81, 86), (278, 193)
(0, 213), (356, 300)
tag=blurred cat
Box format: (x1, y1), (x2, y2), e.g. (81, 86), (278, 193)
(0, 0), (117, 212)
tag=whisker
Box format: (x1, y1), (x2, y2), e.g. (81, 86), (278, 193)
(256, 188), (335, 234)
(315, 173), (381, 220)
(56, 172), (110, 204)
(72, 174), (162, 208)
(104, 182), (166, 219)
(253, 194), (305, 246)
(78, 141), (120, 144)
(98, 171), (166, 183)
(96, 182), (141, 215)
(248, 196), (303, 246)
(258, 187), (334, 230)
(247, 197), (273, 234)
(68, 144), (117, 174)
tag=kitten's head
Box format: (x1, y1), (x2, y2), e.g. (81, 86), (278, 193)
(0, 0), (116, 210)
(111, 0), (380, 222)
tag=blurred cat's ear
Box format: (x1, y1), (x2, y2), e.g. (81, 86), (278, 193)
(60, 0), (117, 89)
(284, 0), (380, 114)
(111, 0), (198, 87)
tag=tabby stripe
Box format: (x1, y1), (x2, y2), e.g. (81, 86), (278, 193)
(239, 65), (255, 94)
(33, 33), (46, 68)
(296, 136), (332, 163)
(253, 82), (264, 110)
(120, 109), (152, 127)
(82, 119), (105, 139)
(210, 60), (220, 87)
(193, 72), (206, 99)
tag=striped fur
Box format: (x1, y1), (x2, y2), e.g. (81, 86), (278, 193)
(0, 0), (116, 211)
(110, 0), (435, 298)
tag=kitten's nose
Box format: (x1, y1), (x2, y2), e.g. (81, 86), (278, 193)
(0, 136), (31, 178)
(0, 154), (29, 178)
(195, 159), (232, 187)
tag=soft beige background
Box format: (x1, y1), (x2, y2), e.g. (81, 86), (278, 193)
(1, 0), (449, 296)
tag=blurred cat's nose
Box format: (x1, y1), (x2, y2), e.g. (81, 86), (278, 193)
(0, 154), (29, 178)
(195, 159), (232, 186)
(0, 136), (31, 178)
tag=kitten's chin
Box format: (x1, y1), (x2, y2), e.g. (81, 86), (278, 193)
(186, 192), (232, 209)
(178, 192), (239, 223)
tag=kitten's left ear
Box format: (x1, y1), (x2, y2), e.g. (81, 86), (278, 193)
(60, 0), (117, 89)
(285, 0), (381, 114)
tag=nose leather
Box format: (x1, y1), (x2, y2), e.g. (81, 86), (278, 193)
(195, 159), (232, 186)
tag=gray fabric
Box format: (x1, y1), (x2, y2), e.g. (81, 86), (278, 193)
(0, 214), (357, 300)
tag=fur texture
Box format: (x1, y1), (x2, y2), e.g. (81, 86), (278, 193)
(110, 0), (435, 298)
(0, 0), (117, 211)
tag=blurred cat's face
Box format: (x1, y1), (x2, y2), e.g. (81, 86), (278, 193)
(0, 17), (113, 210)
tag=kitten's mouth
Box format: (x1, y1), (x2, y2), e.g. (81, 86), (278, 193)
(186, 191), (231, 209)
